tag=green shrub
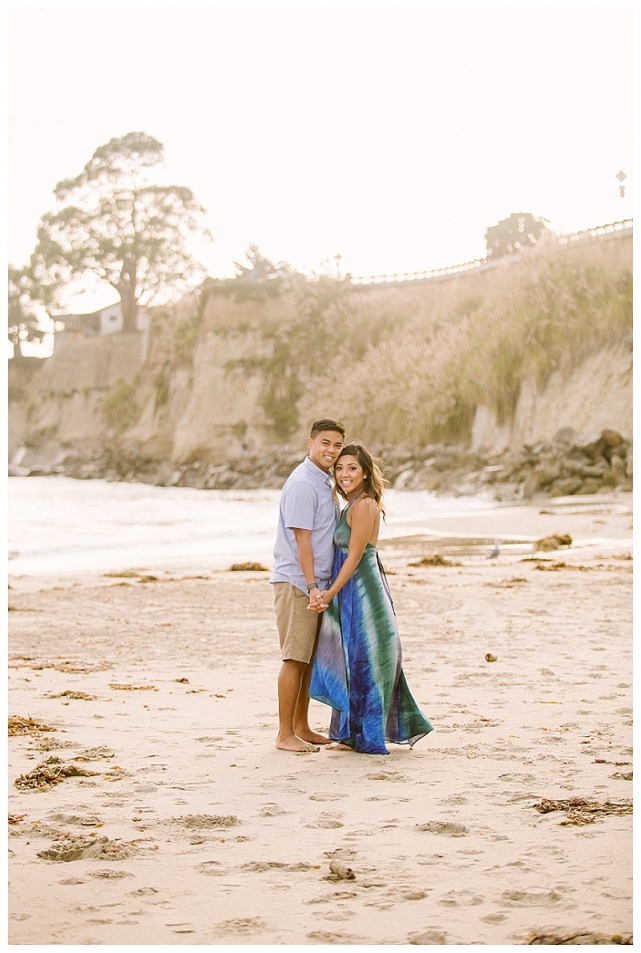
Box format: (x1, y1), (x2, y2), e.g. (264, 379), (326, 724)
(102, 379), (139, 434)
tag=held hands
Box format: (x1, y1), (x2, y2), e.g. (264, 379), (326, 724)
(308, 589), (332, 613)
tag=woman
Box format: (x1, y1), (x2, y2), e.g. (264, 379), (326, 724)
(309, 443), (433, 754)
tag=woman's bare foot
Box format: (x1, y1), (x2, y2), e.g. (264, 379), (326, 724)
(326, 742), (354, 751)
(275, 733), (320, 753)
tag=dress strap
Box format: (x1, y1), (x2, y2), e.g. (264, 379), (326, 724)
(346, 489), (365, 510)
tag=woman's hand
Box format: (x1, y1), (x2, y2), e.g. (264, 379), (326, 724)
(308, 590), (332, 612)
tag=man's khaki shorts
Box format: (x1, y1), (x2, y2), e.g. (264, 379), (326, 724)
(273, 582), (321, 664)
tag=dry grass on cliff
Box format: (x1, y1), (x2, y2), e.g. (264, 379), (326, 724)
(307, 238), (632, 445)
(146, 236), (632, 448)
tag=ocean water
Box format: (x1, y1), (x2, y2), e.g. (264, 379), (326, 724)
(8, 475), (497, 577)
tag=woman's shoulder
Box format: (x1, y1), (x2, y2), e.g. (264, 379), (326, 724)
(351, 495), (380, 518)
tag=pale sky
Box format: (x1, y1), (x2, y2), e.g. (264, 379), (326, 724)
(8, 4), (634, 322)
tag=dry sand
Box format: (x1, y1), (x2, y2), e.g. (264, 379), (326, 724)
(8, 494), (633, 945)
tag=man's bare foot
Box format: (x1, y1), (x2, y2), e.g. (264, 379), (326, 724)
(276, 734), (320, 753)
(326, 742), (354, 751)
(296, 729), (331, 745)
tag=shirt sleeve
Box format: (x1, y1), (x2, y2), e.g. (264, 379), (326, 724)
(283, 481), (316, 531)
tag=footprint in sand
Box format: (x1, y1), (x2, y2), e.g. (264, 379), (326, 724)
(324, 848), (357, 860)
(305, 812), (344, 829)
(174, 814), (241, 831)
(416, 821), (469, 837)
(37, 835), (134, 862)
(241, 861), (315, 873)
(366, 771), (406, 782)
(306, 930), (369, 944)
(309, 793), (348, 802)
(437, 888), (483, 907)
(407, 928), (448, 944)
(482, 913), (507, 923)
(88, 868), (134, 879)
(319, 909), (357, 922)
(214, 917), (267, 936)
(48, 812), (103, 828)
(417, 854), (446, 866)
(259, 803), (290, 817)
(500, 888), (566, 906)
(196, 860), (228, 877)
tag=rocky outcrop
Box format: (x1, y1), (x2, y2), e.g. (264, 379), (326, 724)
(471, 347), (632, 454)
(10, 426), (631, 502)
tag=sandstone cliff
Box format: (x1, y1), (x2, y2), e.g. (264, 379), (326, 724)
(8, 232), (632, 498)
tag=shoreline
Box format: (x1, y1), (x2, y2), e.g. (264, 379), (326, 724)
(8, 498), (632, 944)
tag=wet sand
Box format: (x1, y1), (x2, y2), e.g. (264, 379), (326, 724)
(8, 494), (632, 945)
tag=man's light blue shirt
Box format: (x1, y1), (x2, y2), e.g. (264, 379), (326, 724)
(270, 456), (339, 594)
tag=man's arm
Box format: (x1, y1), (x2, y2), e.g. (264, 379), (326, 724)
(291, 528), (319, 602)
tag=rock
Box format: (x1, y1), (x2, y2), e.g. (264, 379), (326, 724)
(412, 467), (441, 492)
(554, 427), (578, 447)
(392, 466), (415, 489)
(430, 453), (458, 472)
(602, 467), (623, 488)
(601, 428), (624, 447)
(610, 454), (626, 475)
(563, 456), (590, 475)
(408, 929), (448, 945)
(521, 475), (541, 500)
(416, 821), (468, 836)
(228, 562), (269, 572)
(534, 534), (572, 552)
(329, 861), (355, 880)
(579, 460), (609, 478)
(536, 463), (562, 486)
(575, 479), (602, 495)
(549, 477), (582, 497)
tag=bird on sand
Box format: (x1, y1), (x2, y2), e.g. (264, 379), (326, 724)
(487, 538), (501, 559)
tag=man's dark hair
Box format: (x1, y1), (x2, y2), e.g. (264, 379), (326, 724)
(310, 418), (345, 439)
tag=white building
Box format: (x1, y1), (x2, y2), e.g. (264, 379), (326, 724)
(58, 302), (150, 339)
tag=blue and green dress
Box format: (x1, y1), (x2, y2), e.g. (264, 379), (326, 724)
(310, 504), (433, 754)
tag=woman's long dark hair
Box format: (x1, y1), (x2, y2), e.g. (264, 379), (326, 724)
(334, 442), (387, 516)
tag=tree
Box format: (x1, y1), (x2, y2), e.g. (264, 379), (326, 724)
(8, 265), (46, 358)
(30, 132), (212, 332)
(485, 212), (550, 259)
(202, 244), (295, 303)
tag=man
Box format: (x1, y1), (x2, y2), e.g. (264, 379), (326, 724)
(270, 418), (345, 752)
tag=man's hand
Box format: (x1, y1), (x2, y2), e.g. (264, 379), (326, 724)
(308, 589), (332, 613)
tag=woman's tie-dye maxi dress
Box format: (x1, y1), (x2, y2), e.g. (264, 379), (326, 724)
(310, 506), (433, 754)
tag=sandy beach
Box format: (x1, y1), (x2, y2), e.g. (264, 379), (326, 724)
(8, 493), (632, 945)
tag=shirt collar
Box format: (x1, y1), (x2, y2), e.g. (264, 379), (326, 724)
(303, 455), (333, 486)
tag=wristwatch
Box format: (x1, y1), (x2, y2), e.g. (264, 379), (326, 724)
(306, 581), (319, 592)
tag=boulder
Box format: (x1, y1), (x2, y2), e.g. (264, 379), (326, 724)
(536, 463), (562, 486)
(553, 427), (579, 447)
(601, 469), (621, 487)
(610, 454), (626, 475)
(601, 428), (624, 447)
(574, 478), (602, 494)
(579, 460), (610, 478)
(521, 474), (541, 500)
(549, 477), (583, 497)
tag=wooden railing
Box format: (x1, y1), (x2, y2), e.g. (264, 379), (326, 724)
(349, 218), (632, 288)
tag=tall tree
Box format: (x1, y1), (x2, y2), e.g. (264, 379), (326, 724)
(8, 265), (45, 358)
(485, 212), (550, 259)
(30, 132), (212, 332)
